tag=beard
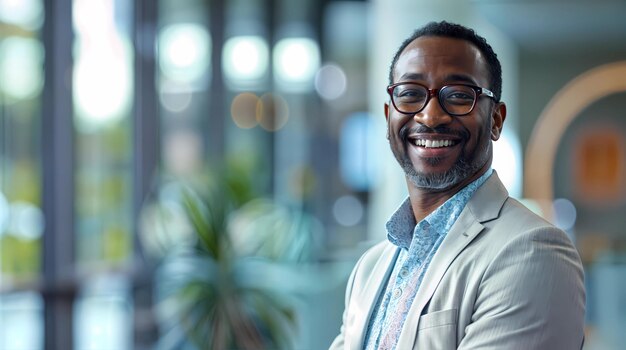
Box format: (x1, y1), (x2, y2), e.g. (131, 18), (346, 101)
(390, 124), (491, 190)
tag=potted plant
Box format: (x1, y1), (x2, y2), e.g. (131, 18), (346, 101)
(142, 160), (319, 349)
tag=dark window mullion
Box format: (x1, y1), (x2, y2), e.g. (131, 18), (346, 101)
(42, 0), (76, 348)
(132, 0), (160, 348)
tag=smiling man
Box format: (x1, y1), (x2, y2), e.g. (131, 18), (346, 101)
(330, 22), (585, 350)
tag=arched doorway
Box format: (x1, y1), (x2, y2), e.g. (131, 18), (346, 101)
(525, 61), (626, 218)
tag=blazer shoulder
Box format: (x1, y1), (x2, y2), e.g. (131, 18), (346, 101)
(467, 173), (564, 242)
(497, 196), (561, 233)
(471, 195), (579, 266)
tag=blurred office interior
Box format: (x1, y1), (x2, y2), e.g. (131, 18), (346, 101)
(0, 0), (625, 349)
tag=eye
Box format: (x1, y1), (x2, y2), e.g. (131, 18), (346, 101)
(395, 87), (427, 102)
(442, 87), (474, 105)
(448, 92), (473, 100)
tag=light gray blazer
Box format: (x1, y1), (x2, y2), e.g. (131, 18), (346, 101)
(330, 173), (585, 350)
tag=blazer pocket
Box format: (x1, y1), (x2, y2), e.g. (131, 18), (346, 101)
(415, 309), (458, 350)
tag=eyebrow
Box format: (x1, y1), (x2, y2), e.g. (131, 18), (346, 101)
(445, 74), (478, 85)
(398, 73), (425, 82)
(396, 73), (479, 86)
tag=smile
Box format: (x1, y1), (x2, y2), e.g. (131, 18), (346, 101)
(411, 139), (457, 148)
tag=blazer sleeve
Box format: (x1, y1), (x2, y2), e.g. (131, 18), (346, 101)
(458, 226), (586, 350)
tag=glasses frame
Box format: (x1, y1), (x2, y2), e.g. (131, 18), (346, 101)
(386, 82), (496, 117)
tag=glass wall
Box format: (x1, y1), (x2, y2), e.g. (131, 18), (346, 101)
(158, 0), (211, 180)
(0, 0), (44, 289)
(73, 0), (134, 268)
(0, 0), (45, 348)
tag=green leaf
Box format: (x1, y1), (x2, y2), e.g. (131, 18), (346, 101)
(182, 190), (224, 260)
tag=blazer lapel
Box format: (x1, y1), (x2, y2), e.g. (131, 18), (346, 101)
(395, 172), (509, 349)
(349, 244), (399, 350)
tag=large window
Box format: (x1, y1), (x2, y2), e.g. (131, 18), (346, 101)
(73, 0), (134, 267)
(0, 0), (44, 288)
(0, 0), (371, 348)
(0, 0), (45, 348)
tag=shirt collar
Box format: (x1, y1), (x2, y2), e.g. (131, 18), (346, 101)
(386, 169), (493, 249)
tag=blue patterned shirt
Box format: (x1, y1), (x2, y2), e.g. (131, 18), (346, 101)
(364, 169), (493, 350)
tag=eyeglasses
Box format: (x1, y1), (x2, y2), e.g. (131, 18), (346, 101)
(387, 82), (496, 116)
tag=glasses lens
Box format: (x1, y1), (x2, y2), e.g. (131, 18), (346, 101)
(392, 83), (428, 113)
(440, 85), (476, 115)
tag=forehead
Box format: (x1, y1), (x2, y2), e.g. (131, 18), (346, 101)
(393, 36), (489, 85)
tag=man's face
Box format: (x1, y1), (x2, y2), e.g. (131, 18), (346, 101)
(386, 36), (504, 191)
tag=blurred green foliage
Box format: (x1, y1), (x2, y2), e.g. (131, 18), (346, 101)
(0, 235), (40, 280)
(9, 160), (41, 205)
(103, 226), (131, 263)
(155, 158), (319, 349)
(0, 159), (41, 280)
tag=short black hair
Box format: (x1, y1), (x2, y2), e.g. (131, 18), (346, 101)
(388, 21), (502, 102)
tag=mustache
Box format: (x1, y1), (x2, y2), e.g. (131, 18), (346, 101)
(399, 125), (469, 142)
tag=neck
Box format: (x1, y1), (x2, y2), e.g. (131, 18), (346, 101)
(407, 166), (490, 222)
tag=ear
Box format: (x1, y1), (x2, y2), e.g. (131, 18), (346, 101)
(490, 102), (506, 141)
(384, 102), (390, 122)
(384, 102), (390, 139)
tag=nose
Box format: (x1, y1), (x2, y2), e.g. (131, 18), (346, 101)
(413, 96), (453, 128)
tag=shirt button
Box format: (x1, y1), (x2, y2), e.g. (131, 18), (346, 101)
(393, 288), (402, 299)
(399, 268), (409, 278)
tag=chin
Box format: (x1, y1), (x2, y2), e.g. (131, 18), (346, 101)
(408, 170), (464, 190)
(403, 156), (486, 190)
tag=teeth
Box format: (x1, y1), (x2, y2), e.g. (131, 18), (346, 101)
(413, 139), (454, 148)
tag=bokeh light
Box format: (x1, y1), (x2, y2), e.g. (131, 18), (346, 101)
(158, 23), (211, 84)
(222, 36), (269, 85)
(0, 0), (43, 29)
(73, 0), (132, 130)
(159, 81), (193, 113)
(73, 44), (133, 129)
(7, 201), (44, 240)
(332, 195), (364, 227)
(231, 92), (260, 129)
(257, 93), (289, 131)
(73, 46), (132, 128)
(139, 188), (194, 258)
(0, 37), (44, 101)
(273, 38), (320, 91)
(553, 198), (577, 231)
(73, 0), (110, 33)
(314, 63), (347, 100)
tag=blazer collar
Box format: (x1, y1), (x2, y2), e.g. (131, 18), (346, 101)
(395, 171), (509, 349)
(465, 170), (509, 224)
